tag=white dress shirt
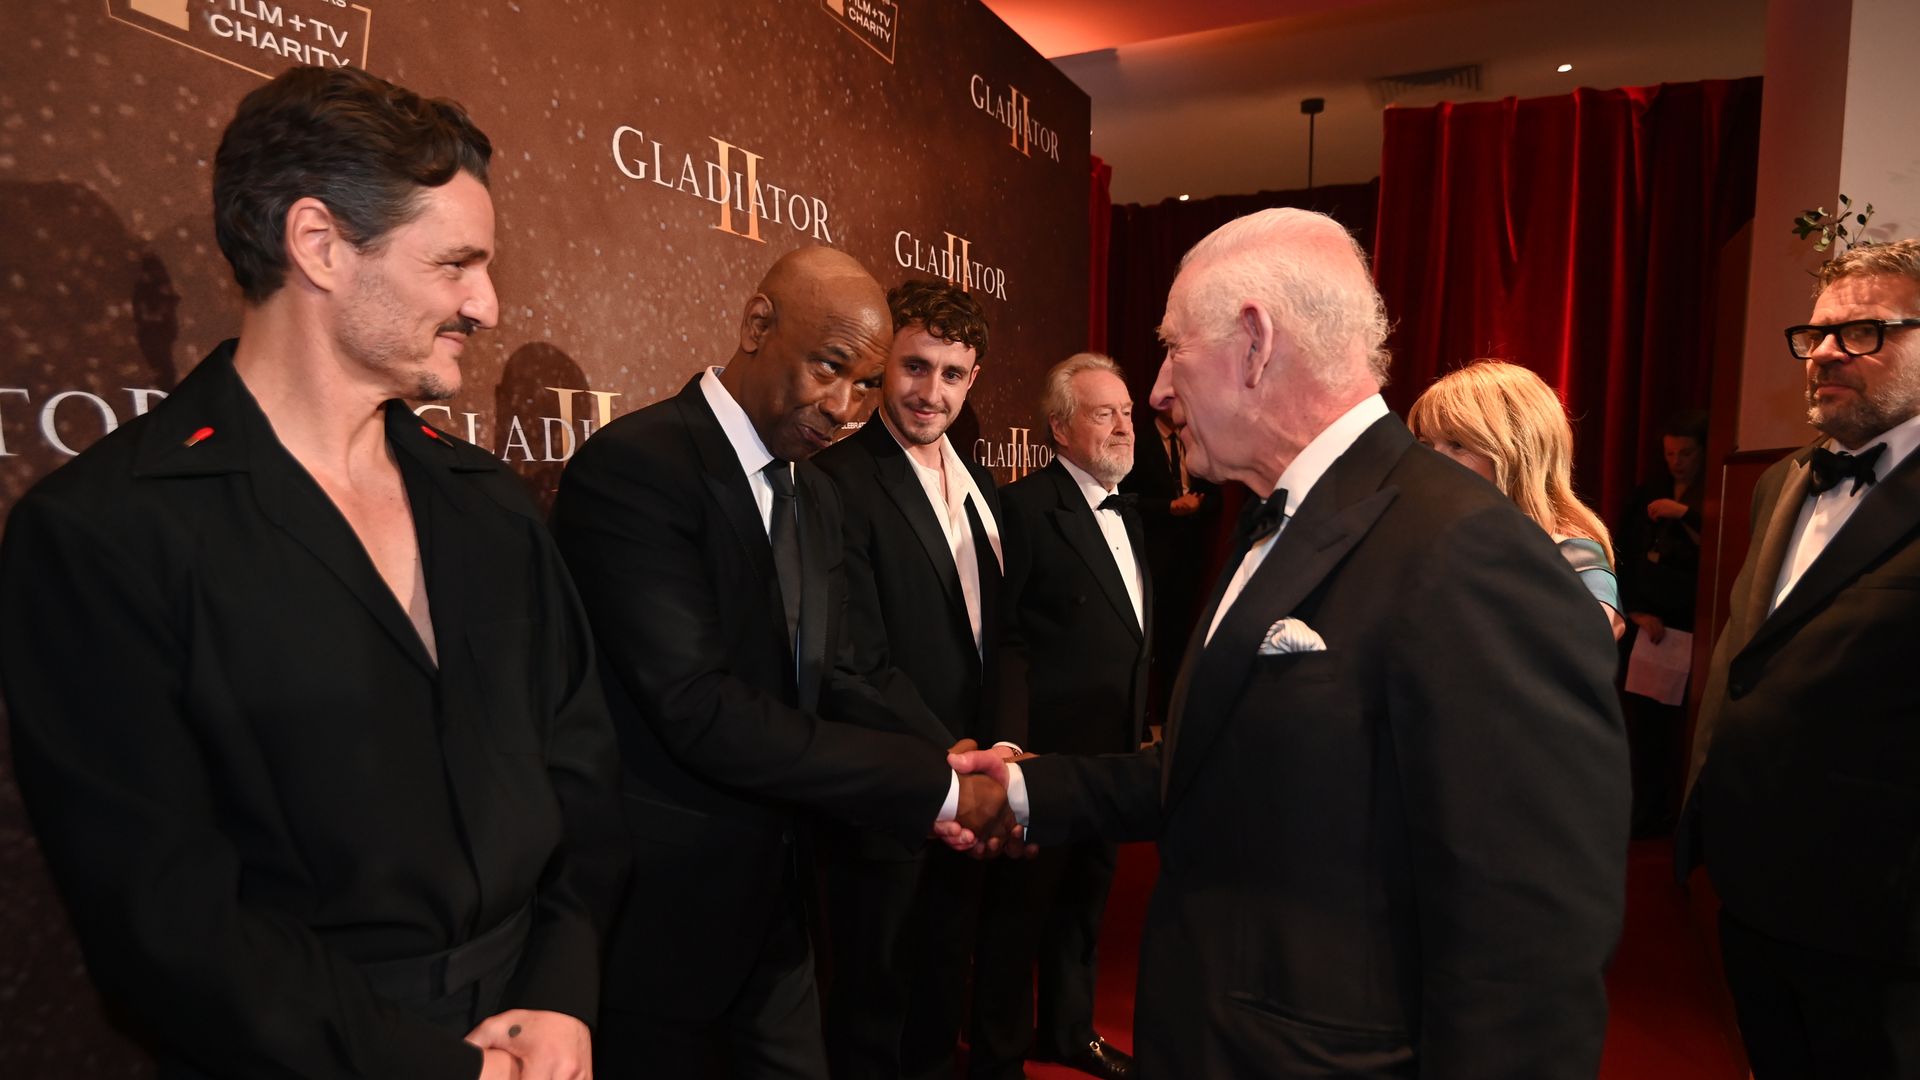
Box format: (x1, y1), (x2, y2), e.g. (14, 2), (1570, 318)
(1770, 410), (1920, 614)
(1057, 455), (1145, 631)
(1205, 394), (1390, 644)
(699, 366), (782, 532)
(886, 417), (1004, 655)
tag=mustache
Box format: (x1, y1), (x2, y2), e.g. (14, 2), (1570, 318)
(1810, 362), (1862, 387)
(437, 315), (482, 337)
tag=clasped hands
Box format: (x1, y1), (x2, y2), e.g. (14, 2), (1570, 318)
(932, 739), (1039, 859)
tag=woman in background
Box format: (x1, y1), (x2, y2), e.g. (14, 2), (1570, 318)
(1408, 360), (1625, 639)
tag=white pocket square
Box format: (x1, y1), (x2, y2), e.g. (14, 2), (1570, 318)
(1258, 617), (1327, 656)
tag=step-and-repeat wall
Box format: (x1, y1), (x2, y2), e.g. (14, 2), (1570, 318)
(0, 1), (1088, 1070)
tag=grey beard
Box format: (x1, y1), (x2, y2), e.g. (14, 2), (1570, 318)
(1088, 450), (1131, 488)
(1808, 384), (1920, 449)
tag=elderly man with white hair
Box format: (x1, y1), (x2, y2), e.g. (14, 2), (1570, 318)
(956, 208), (1628, 1077)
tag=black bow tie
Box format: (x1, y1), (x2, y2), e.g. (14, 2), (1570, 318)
(1239, 490), (1290, 544)
(1808, 443), (1885, 496)
(1098, 493), (1138, 513)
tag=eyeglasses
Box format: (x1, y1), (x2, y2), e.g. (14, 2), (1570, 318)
(1784, 318), (1920, 360)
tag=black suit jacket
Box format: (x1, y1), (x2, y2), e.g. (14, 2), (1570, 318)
(996, 459), (1151, 755)
(1, 342), (625, 1080)
(1021, 416), (1627, 1078)
(550, 376), (952, 1021)
(1123, 425), (1222, 712)
(1679, 442), (1920, 962)
(814, 418), (1017, 751)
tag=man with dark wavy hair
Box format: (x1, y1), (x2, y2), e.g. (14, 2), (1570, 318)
(0, 66), (624, 1080)
(811, 279), (1011, 1079)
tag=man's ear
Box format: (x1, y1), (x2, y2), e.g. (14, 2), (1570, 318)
(283, 197), (350, 294)
(1240, 303), (1276, 388)
(739, 293), (775, 355)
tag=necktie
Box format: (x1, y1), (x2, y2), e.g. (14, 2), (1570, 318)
(1807, 444), (1885, 496)
(1099, 492), (1139, 512)
(764, 460), (802, 653)
(1239, 490), (1289, 546)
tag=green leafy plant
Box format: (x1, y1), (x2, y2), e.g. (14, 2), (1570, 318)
(1793, 194), (1876, 254)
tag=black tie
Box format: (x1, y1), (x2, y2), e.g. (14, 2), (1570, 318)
(1099, 492), (1139, 512)
(1239, 490), (1289, 546)
(764, 460), (802, 653)
(1808, 444), (1885, 496)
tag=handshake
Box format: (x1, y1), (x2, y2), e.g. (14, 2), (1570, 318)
(932, 740), (1039, 859)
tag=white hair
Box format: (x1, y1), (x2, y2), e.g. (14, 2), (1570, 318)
(1176, 208), (1391, 389)
(1042, 351), (1126, 428)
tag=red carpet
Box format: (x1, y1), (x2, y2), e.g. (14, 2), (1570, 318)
(1020, 839), (1747, 1079)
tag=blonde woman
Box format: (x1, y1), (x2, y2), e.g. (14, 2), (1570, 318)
(1408, 361), (1626, 639)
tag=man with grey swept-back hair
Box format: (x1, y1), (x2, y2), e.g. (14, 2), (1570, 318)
(971, 351), (1149, 1080)
(952, 207), (1627, 1077)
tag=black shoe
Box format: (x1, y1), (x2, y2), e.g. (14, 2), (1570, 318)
(1046, 1035), (1134, 1080)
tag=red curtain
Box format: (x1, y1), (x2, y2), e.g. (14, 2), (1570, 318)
(1373, 78), (1761, 524)
(1089, 154), (1114, 353)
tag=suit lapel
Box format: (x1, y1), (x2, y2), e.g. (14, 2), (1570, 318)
(1162, 416), (1407, 809)
(677, 385), (775, 577)
(389, 406), (479, 694)
(1159, 520), (1245, 798)
(1045, 464), (1143, 640)
(1738, 450), (1812, 641)
(674, 382), (792, 669)
(236, 386), (439, 678)
(866, 421), (970, 628)
(1748, 444), (1920, 655)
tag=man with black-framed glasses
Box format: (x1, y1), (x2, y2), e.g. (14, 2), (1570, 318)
(1680, 237), (1920, 1078)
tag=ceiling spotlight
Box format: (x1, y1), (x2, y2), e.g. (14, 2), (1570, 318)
(1178, 194), (1190, 202)
(1557, 63), (1573, 73)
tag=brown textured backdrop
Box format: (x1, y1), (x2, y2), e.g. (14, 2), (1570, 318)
(0, 0), (1089, 1072)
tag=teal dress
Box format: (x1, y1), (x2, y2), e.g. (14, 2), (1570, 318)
(1557, 536), (1620, 614)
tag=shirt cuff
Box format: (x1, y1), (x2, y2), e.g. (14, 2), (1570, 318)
(991, 740), (1024, 756)
(1005, 762), (1030, 828)
(937, 771), (960, 822)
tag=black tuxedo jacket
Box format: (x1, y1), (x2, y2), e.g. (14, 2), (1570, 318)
(1021, 416), (1627, 1078)
(1679, 442), (1920, 963)
(1, 342), (625, 1080)
(996, 459), (1151, 755)
(813, 418), (1017, 751)
(550, 376), (951, 1021)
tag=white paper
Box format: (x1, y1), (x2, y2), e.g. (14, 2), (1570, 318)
(1625, 627), (1693, 706)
